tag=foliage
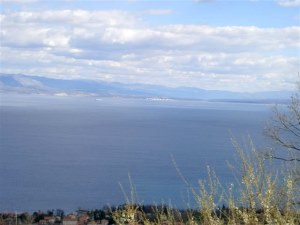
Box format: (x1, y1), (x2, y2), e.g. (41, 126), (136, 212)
(111, 142), (300, 225)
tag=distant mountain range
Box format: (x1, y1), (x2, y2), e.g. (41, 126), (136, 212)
(0, 73), (293, 103)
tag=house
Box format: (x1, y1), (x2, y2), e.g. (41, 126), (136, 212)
(86, 221), (96, 225)
(38, 219), (47, 225)
(44, 216), (55, 224)
(63, 215), (77, 225)
(99, 219), (109, 225)
(77, 214), (89, 225)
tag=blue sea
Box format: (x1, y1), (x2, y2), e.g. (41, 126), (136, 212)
(0, 94), (272, 212)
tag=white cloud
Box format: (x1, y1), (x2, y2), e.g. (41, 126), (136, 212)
(2, 10), (137, 27)
(0, 0), (38, 2)
(0, 9), (299, 92)
(277, 0), (300, 7)
(14, 76), (44, 88)
(143, 9), (173, 15)
(193, 0), (214, 3)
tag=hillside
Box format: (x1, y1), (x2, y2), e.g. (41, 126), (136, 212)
(0, 73), (292, 103)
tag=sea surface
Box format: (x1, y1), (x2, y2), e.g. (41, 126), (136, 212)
(0, 94), (272, 212)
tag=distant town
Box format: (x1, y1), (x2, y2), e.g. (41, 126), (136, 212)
(1, 208), (112, 225)
(0, 205), (195, 225)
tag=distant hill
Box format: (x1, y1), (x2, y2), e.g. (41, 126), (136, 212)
(0, 73), (293, 103)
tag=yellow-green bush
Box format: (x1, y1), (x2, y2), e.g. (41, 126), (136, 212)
(112, 141), (300, 225)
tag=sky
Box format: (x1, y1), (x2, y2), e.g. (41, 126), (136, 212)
(0, 0), (299, 92)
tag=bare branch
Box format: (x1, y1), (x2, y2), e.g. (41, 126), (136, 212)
(268, 156), (300, 162)
(265, 84), (300, 165)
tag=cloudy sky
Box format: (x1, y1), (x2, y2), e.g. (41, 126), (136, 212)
(0, 0), (299, 92)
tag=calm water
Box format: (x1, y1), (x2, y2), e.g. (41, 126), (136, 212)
(0, 94), (271, 212)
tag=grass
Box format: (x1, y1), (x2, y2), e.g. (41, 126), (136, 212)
(111, 139), (300, 225)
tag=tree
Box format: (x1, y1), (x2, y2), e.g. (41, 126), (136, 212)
(47, 210), (54, 217)
(55, 209), (64, 219)
(266, 87), (300, 161)
(266, 83), (300, 181)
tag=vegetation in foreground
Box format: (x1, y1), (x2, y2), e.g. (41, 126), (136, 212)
(110, 144), (299, 225)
